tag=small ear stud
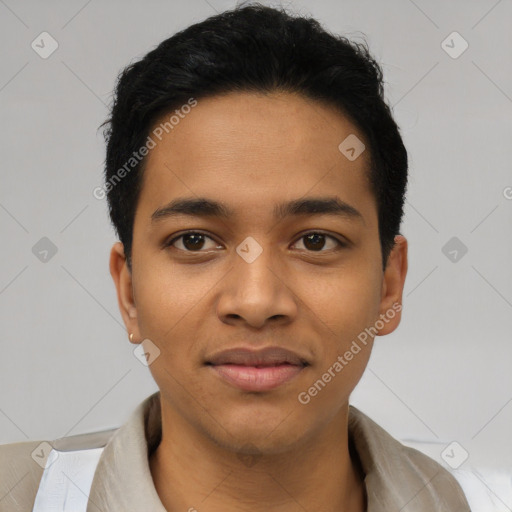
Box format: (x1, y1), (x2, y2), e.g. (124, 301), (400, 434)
(129, 333), (134, 342)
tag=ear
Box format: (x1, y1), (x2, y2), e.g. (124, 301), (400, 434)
(376, 235), (408, 336)
(109, 242), (141, 344)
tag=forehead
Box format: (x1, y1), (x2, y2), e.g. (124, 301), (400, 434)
(135, 91), (376, 228)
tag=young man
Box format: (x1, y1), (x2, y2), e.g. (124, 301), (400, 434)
(0, 4), (473, 511)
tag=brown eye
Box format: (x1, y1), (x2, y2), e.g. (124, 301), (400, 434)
(292, 232), (344, 252)
(181, 233), (206, 251)
(167, 232), (220, 252)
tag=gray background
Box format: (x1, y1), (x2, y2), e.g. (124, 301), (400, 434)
(1, 0), (511, 480)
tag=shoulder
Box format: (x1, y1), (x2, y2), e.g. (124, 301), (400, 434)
(0, 429), (117, 512)
(0, 439), (46, 512)
(348, 405), (472, 511)
(398, 441), (471, 502)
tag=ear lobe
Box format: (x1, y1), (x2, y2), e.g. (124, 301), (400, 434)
(376, 235), (408, 336)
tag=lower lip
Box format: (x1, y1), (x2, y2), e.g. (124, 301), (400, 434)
(209, 364), (304, 392)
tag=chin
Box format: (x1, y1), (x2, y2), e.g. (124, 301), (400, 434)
(203, 406), (313, 456)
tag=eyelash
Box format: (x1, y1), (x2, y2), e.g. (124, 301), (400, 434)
(164, 230), (347, 253)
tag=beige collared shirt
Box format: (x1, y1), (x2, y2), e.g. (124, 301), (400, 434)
(0, 391), (471, 511)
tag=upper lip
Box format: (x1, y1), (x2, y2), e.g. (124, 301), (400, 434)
(206, 347), (309, 367)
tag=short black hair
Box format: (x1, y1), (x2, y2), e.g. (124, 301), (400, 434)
(101, 3), (408, 272)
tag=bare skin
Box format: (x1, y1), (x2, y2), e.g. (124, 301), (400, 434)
(110, 90), (408, 512)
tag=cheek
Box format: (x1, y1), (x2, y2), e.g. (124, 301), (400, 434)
(308, 267), (380, 404)
(133, 259), (211, 337)
(294, 265), (382, 345)
(304, 345), (373, 421)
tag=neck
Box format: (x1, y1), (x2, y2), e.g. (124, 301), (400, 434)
(149, 401), (367, 512)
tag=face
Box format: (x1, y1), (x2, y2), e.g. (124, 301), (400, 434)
(110, 91), (407, 454)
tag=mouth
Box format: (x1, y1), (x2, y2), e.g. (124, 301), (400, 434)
(205, 347), (309, 392)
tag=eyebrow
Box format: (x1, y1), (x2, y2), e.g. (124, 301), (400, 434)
(151, 196), (364, 224)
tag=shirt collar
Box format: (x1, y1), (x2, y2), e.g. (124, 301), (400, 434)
(347, 405), (470, 510)
(87, 392), (165, 512)
(87, 391), (470, 512)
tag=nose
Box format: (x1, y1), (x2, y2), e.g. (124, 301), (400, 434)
(216, 241), (298, 330)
